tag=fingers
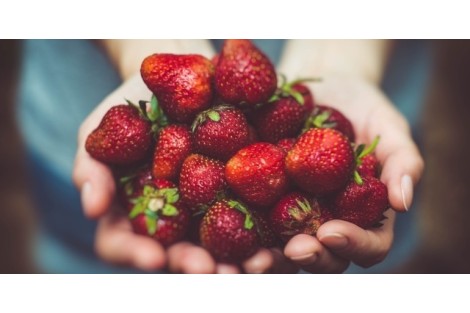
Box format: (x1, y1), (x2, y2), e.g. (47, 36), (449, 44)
(242, 248), (274, 274)
(73, 147), (115, 219)
(368, 105), (425, 212)
(284, 234), (350, 273)
(95, 210), (167, 271)
(167, 242), (216, 274)
(317, 210), (395, 268)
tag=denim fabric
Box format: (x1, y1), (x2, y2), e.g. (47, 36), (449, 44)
(16, 39), (430, 273)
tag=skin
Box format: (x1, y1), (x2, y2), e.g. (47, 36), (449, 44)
(279, 40), (424, 273)
(73, 40), (423, 274)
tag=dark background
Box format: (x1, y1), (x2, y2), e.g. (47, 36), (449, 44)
(1, 40), (470, 273)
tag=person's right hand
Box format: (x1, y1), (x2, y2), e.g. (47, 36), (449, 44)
(72, 74), (297, 273)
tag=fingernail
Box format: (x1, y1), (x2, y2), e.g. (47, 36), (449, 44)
(401, 175), (413, 211)
(319, 233), (348, 249)
(81, 182), (92, 209)
(290, 252), (317, 265)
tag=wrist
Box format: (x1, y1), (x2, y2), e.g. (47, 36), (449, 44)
(278, 40), (392, 85)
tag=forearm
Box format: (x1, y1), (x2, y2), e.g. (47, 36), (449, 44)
(278, 40), (392, 84)
(101, 40), (216, 80)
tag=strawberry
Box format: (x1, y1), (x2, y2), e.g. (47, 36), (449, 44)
(226, 143), (288, 207)
(357, 154), (379, 178)
(179, 154), (227, 213)
(214, 39), (277, 105)
(276, 138), (296, 153)
(269, 192), (334, 242)
(152, 124), (193, 182)
(128, 183), (189, 246)
(303, 105), (355, 142)
(251, 80), (315, 143)
(118, 166), (176, 212)
(352, 136), (381, 183)
(85, 104), (154, 165)
(329, 176), (389, 229)
(141, 54), (214, 123)
(251, 98), (308, 143)
(200, 199), (259, 263)
(286, 128), (355, 195)
(192, 105), (250, 161)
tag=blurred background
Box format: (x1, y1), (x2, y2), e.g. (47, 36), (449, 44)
(1, 40), (470, 273)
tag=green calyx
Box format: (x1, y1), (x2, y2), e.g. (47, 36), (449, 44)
(353, 136), (380, 185)
(126, 94), (168, 134)
(268, 75), (321, 105)
(191, 105), (231, 132)
(227, 199), (254, 230)
(128, 185), (180, 235)
(288, 198), (312, 221)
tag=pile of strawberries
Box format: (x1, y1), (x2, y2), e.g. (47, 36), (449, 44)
(85, 40), (390, 264)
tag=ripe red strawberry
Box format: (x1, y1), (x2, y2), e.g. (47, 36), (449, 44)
(270, 192), (334, 242)
(179, 154), (227, 213)
(118, 166), (176, 212)
(192, 105), (250, 161)
(226, 143), (288, 207)
(215, 39), (277, 105)
(141, 54), (214, 123)
(128, 184), (189, 246)
(251, 99), (308, 143)
(276, 138), (296, 153)
(85, 104), (153, 165)
(200, 199), (259, 263)
(304, 105), (355, 142)
(286, 128), (355, 195)
(357, 154), (379, 178)
(152, 124), (193, 181)
(251, 81), (315, 143)
(329, 176), (389, 229)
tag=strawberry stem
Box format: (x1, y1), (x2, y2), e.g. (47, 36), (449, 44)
(354, 170), (364, 185)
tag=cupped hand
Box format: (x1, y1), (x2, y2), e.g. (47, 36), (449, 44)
(283, 75), (424, 273)
(72, 74), (297, 273)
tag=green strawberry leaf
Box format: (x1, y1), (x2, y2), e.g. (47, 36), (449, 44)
(145, 95), (159, 123)
(207, 111), (220, 122)
(288, 207), (302, 220)
(228, 200), (254, 230)
(160, 188), (179, 203)
(129, 200), (146, 219)
(162, 204), (179, 216)
(244, 214), (254, 230)
(295, 198), (311, 213)
(143, 185), (155, 196)
(312, 110), (331, 128)
(144, 208), (158, 220)
(355, 144), (366, 160)
(145, 215), (158, 235)
(358, 136), (380, 159)
(290, 90), (305, 105)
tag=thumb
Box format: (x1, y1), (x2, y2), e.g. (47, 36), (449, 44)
(73, 145), (115, 219)
(317, 210), (395, 268)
